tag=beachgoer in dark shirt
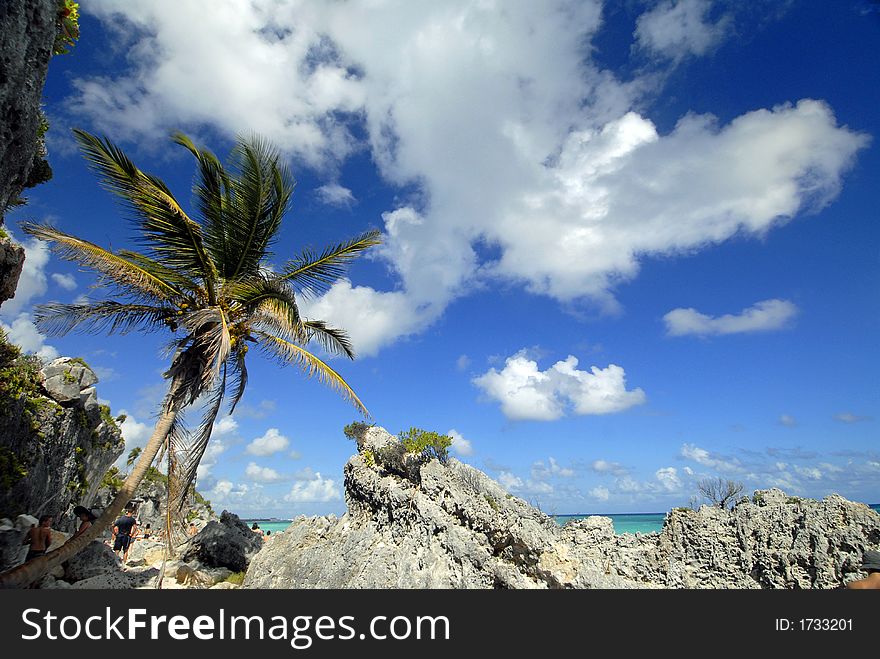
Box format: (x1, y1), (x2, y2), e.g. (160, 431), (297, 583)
(112, 510), (138, 563)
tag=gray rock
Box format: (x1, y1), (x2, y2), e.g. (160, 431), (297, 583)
(0, 528), (27, 571)
(182, 511), (263, 573)
(567, 491), (880, 589)
(0, 0), (56, 218)
(0, 352), (124, 530)
(244, 427), (645, 589)
(244, 427), (880, 590)
(0, 238), (25, 308)
(42, 358), (100, 404)
(63, 540), (122, 582)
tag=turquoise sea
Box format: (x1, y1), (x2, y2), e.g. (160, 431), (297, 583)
(246, 504), (880, 537)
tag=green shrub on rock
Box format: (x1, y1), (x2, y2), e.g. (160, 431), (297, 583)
(398, 427), (452, 464)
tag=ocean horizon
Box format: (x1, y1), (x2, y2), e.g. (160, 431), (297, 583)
(244, 503), (880, 537)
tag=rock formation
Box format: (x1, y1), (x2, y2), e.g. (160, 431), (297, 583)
(565, 488), (880, 589)
(245, 426), (880, 590)
(244, 426), (644, 589)
(182, 510), (264, 573)
(0, 356), (124, 530)
(0, 236), (25, 308)
(0, 0), (60, 308)
(0, 0), (57, 218)
(0, 347), (124, 570)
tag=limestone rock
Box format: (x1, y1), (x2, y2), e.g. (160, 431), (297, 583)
(0, 238), (25, 307)
(182, 510), (263, 572)
(63, 540), (122, 582)
(245, 427), (879, 590)
(566, 491), (880, 589)
(244, 427), (644, 589)
(0, 347), (124, 531)
(42, 357), (99, 404)
(0, 0), (57, 217)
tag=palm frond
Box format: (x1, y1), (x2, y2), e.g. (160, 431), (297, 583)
(73, 129), (219, 296)
(33, 301), (174, 337)
(222, 135), (294, 280)
(227, 347), (249, 415)
(302, 320), (355, 359)
(255, 331), (369, 417)
(117, 250), (203, 299)
(226, 275), (307, 342)
(177, 366), (226, 507)
(172, 132), (233, 271)
(279, 229), (382, 297)
(21, 223), (184, 302)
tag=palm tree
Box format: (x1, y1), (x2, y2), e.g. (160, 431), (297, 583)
(0, 130), (379, 588)
(126, 446), (142, 469)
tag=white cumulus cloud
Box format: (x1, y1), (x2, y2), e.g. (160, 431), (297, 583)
(246, 428), (290, 456)
(664, 299), (799, 337)
(245, 462), (285, 483)
(284, 472), (341, 502)
(635, 0), (730, 61)
(315, 183), (356, 207)
(473, 351), (645, 421)
(69, 3), (868, 357)
(447, 429), (474, 457)
(50, 272), (77, 291)
(0, 313), (58, 361)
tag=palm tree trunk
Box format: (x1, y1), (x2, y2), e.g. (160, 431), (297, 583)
(0, 404), (179, 589)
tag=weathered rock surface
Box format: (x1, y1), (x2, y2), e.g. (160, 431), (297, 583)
(0, 237), (25, 308)
(182, 511), (263, 573)
(0, 0), (56, 219)
(567, 488), (880, 589)
(63, 540), (122, 582)
(245, 427), (880, 590)
(0, 355), (124, 540)
(244, 426), (644, 589)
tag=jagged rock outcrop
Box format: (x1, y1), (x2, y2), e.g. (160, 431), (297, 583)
(0, 351), (124, 569)
(568, 488), (880, 589)
(0, 0), (57, 218)
(0, 236), (26, 307)
(244, 426), (644, 589)
(245, 426), (880, 590)
(183, 511), (263, 573)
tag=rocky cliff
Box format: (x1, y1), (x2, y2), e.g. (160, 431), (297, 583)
(565, 489), (880, 589)
(244, 426), (880, 590)
(244, 426), (645, 589)
(0, 342), (124, 569)
(0, 0), (57, 219)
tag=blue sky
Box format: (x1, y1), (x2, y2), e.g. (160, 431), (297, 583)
(2, 1), (878, 515)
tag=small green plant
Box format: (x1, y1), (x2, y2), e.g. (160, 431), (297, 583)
(0, 447), (28, 489)
(362, 448), (376, 467)
(397, 427), (452, 464)
(98, 404), (119, 430)
(100, 465), (124, 490)
(0, 227), (8, 240)
(54, 1), (80, 55)
(343, 421), (374, 441)
(224, 571), (246, 586)
(62, 369), (77, 384)
(484, 494), (499, 511)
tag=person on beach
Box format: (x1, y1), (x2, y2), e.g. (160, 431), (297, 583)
(69, 506), (96, 542)
(188, 522), (198, 537)
(23, 515), (53, 561)
(847, 550), (880, 589)
(143, 523), (153, 540)
(251, 522), (264, 537)
(111, 509), (138, 564)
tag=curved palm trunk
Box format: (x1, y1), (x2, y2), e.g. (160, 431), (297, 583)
(0, 405), (178, 589)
